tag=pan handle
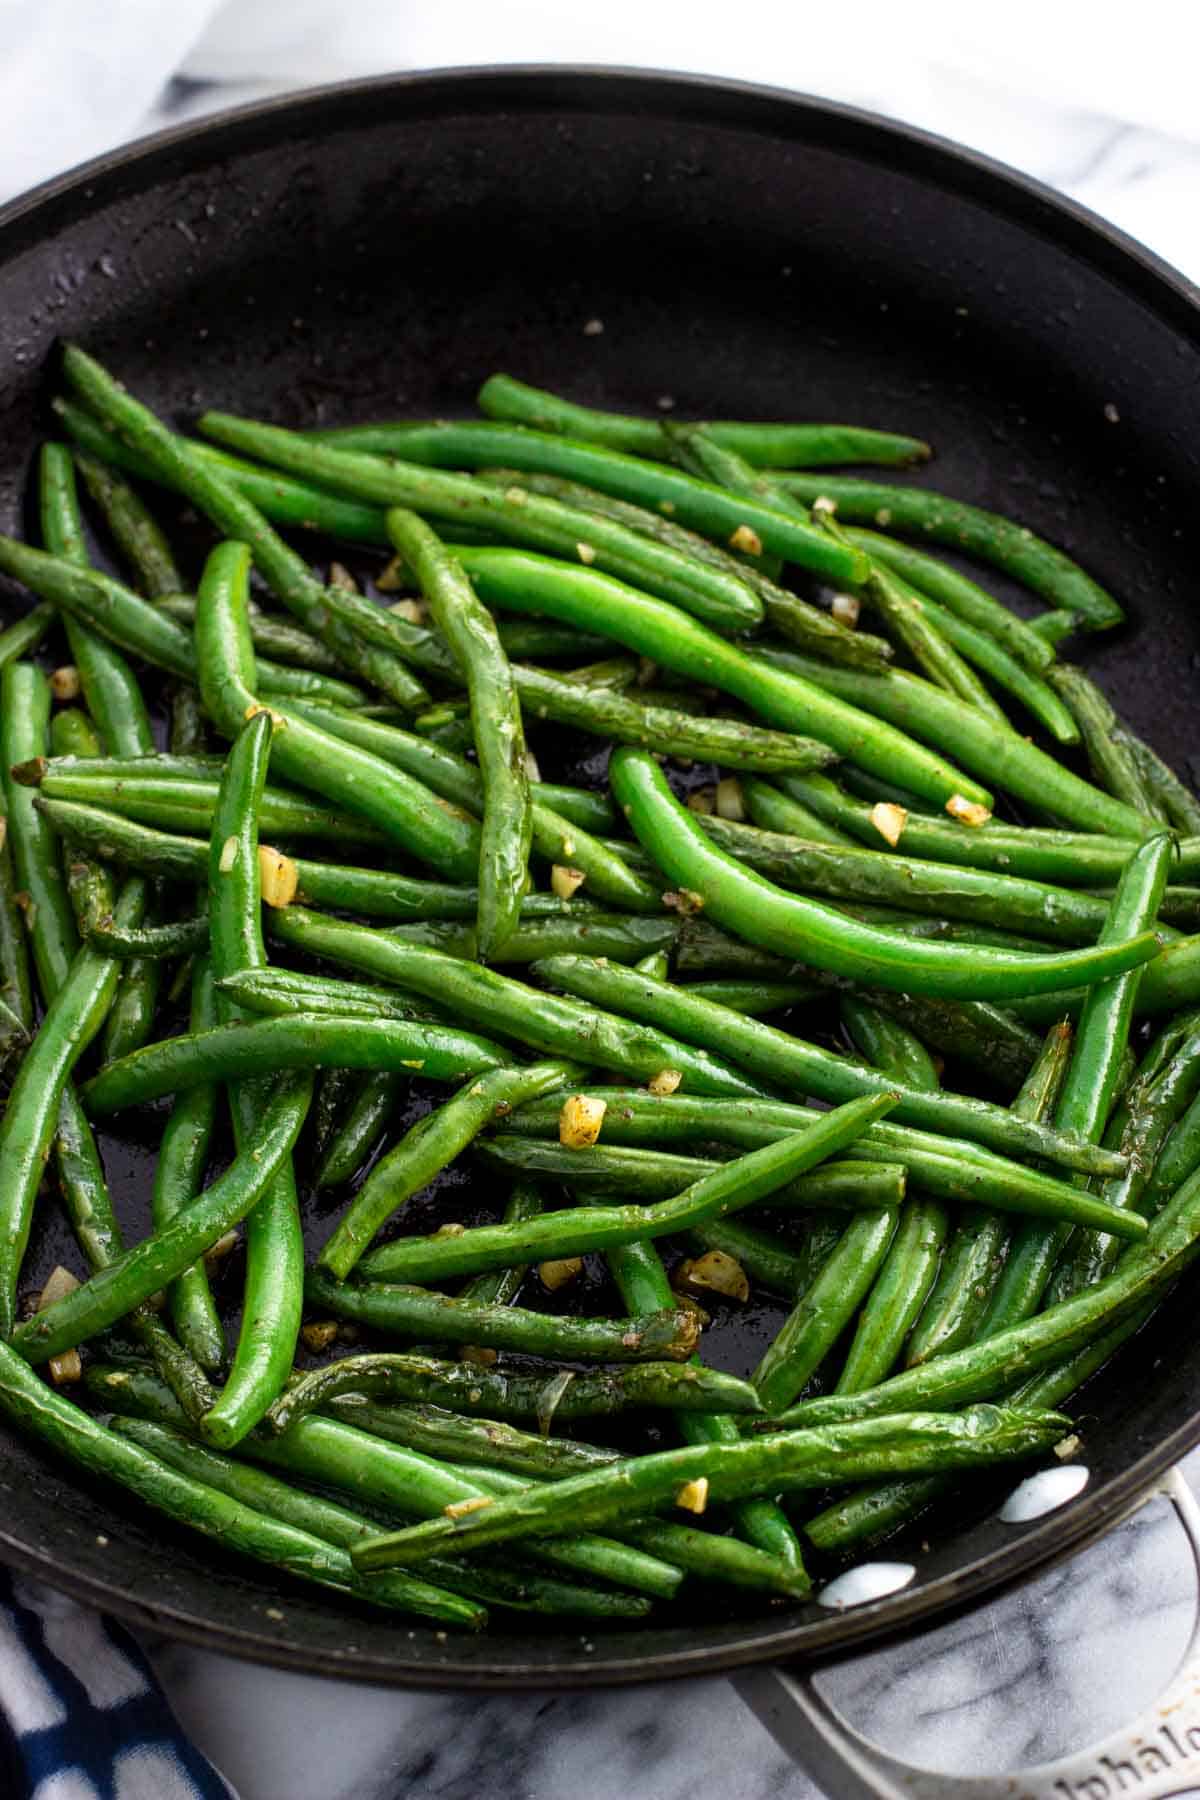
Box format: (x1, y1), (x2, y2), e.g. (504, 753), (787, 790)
(735, 1465), (1200, 1800)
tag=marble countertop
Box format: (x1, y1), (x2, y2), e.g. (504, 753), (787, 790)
(6, 19), (1200, 1797)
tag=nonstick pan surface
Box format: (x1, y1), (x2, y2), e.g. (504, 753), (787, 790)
(0, 67), (1198, 1689)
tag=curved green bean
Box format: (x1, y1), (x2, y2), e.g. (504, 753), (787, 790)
(610, 751), (1159, 999)
(80, 1013), (511, 1115)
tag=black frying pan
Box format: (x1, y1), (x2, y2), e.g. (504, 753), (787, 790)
(0, 66), (1198, 1691)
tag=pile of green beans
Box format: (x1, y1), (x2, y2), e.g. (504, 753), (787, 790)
(0, 348), (1197, 1634)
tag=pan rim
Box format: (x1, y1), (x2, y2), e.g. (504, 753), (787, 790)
(2, 62), (1199, 1689)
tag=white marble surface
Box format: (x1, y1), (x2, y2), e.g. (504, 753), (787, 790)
(6, 10), (1200, 1796)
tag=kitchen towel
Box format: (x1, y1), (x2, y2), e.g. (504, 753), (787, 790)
(0, 1566), (237, 1799)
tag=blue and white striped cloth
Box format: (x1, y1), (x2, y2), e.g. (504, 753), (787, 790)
(0, 1568), (236, 1800)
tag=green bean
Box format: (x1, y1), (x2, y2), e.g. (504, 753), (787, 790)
(151, 956), (225, 1371)
(74, 450), (184, 597)
(679, 979), (821, 1014)
(194, 541), (482, 880)
(513, 662), (836, 772)
(474, 374), (931, 466)
(484, 465), (894, 672)
(774, 474), (1124, 629)
(315, 1073), (404, 1189)
(305, 1268), (699, 1363)
(385, 916), (679, 964)
(843, 540), (1008, 720)
(269, 908), (765, 1097)
(980, 833), (1173, 1337)
(447, 546), (991, 810)
(270, 1352), (761, 1435)
(1028, 608), (1079, 645)
(349, 1403), (1067, 1572)
(34, 768), (394, 849)
(743, 778), (860, 848)
(110, 1422), (507, 1626)
(201, 410), (867, 607)
(285, 704), (621, 856)
(1047, 665), (1163, 821)
(775, 772), (1173, 887)
(87, 913), (209, 960)
(1139, 1086), (1200, 1217)
(386, 510), (531, 958)
(752, 1207), (901, 1411)
(58, 396), (398, 549)
(82, 1012), (511, 1115)
(113, 1420), (649, 1624)
(842, 987), (1040, 1092)
(832, 1004), (948, 1394)
(89, 1367), (681, 1602)
(218, 968), (434, 1025)
(320, 1059), (583, 1279)
(50, 709), (104, 760)
(0, 804), (33, 1034)
(0, 1348), (492, 1626)
(905, 1020), (1073, 1367)
(100, 888), (163, 1063)
(765, 1154), (1200, 1432)
(756, 648), (1146, 838)
(502, 1075), (1125, 1213)
(195, 709), (304, 1448)
(59, 352), (431, 709)
(842, 528), (1055, 673)
(476, 1138), (905, 1214)
(357, 1096), (894, 1283)
(13, 1069), (311, 1363)
(617, 752), (1159, 1000)
(2, 664), (80, 999)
